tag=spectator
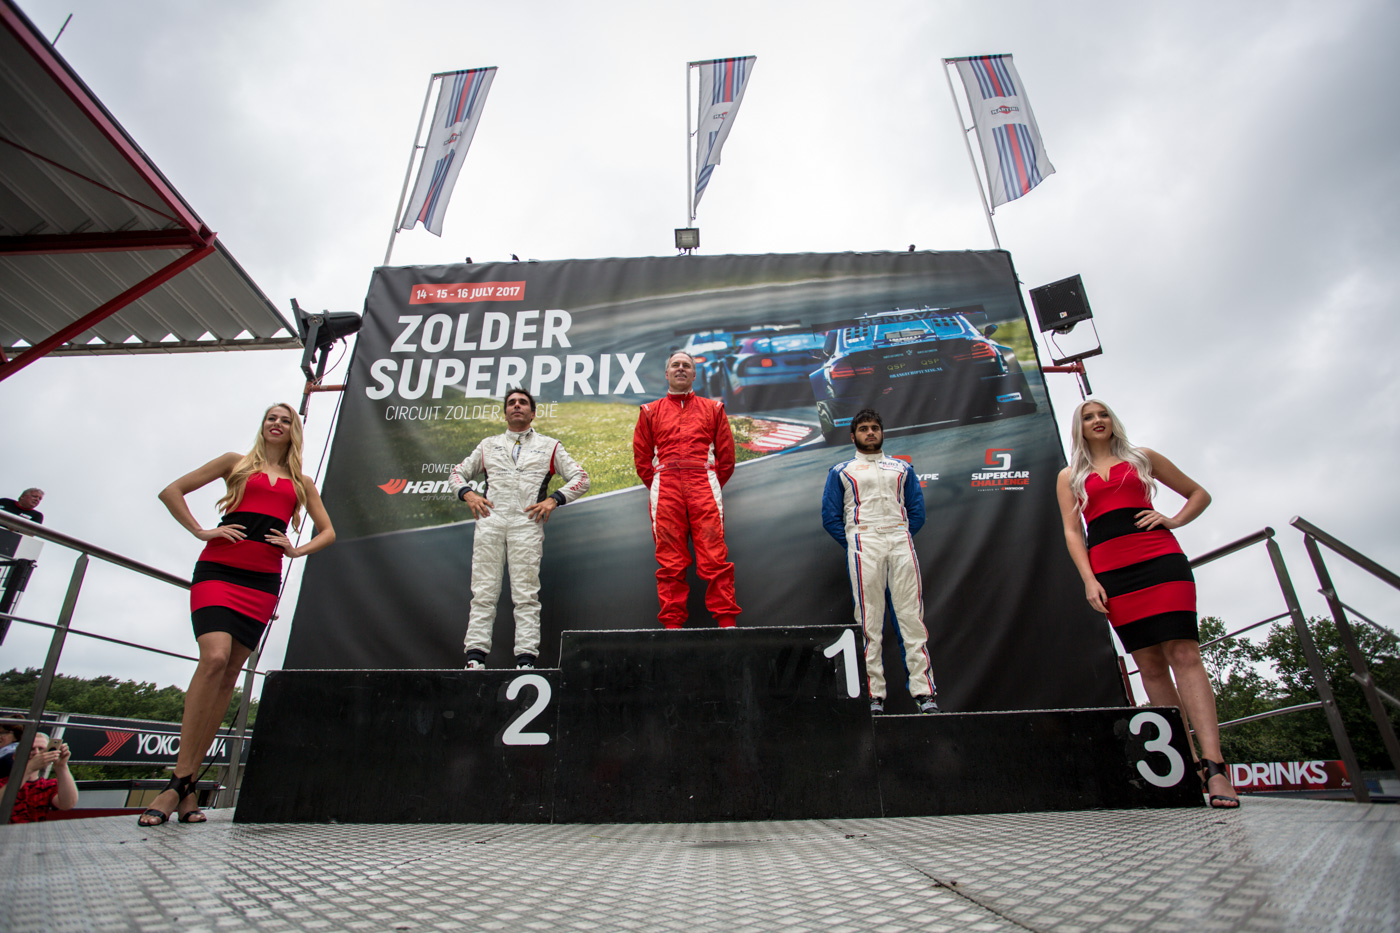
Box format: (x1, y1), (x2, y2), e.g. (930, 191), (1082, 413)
(1, 732), (78, 823)
(0, 488), (44, 524)
(0, 718), (24, 773)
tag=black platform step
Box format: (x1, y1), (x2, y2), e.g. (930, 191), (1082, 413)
(236, 669), (560, 823)
(552, 626), (880, 822)
(875, 707), (1201, 816)
(235, 626), (1201, 824)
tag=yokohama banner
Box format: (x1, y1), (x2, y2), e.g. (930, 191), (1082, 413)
(3, 711), (249, 767)
(286, 251), (1125, 712)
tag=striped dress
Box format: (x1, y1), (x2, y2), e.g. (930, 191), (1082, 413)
(189, 472), (296, 649)
(1084, 461), (1198, 653)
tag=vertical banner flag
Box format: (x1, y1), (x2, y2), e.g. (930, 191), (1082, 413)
(399, 67), (497, 236)
(954, 55), (1054, 208)
(693, 56), (756, 212)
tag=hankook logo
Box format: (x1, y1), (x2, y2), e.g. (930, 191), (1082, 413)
(380, 479), (456, 496)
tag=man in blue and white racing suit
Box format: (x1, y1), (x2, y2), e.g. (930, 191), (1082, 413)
(449, 388), (589, 669)
(821, 408), (939, 714)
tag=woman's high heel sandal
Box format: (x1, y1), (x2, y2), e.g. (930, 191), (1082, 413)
(173, 772), (206, 823)
(137, 772), (204, 826)
(1201, 759), (1240, 809)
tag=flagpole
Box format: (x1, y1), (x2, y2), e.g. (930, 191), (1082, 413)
(685, 62), (695, 226)
(941, 58), (1000, 250)
(384, 73), (439, 266)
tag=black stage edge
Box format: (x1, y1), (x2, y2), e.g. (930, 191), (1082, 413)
(236, 628), (1203, 824)
(875, 707), (1202, 816)
(552, 626), (879, 822)
(235, 669), (559, 824)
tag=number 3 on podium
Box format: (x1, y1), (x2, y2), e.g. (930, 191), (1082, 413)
(1129, 710), (1186, 788)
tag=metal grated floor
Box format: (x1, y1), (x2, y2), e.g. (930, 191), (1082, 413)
(1, 798), (1395, 932)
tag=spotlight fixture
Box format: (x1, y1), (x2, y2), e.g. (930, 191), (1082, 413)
(293, 298), (363, 417)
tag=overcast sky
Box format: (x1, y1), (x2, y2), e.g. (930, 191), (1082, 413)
(4, 0), (1398, 699)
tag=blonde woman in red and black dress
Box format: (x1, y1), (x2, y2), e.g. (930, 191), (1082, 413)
(1055, 398), (1239, 809)
(142, 403), (336, 826)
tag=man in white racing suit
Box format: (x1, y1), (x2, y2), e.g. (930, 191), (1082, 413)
(821, 408), (939, 714)
(449, 387), (589, 669)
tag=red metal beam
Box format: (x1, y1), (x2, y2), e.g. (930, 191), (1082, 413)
(0, 0), (205, 235)
(0, 229), (209, 256)
(0, 242), (215, 382)
(1042, 361), (1086, 375)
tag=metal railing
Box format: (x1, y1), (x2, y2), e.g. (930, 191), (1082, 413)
(1291, 517), (1400, 777)
(0, 512), (262, 823)
(1121, 525), (1372, 803)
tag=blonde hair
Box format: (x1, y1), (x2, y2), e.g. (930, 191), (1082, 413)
(216, 403), (308, 531)
(1067, 398), (1155, 512)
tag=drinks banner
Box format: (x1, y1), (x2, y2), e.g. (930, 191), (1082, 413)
(1232, 760), (1350, 793)
(286, 250), (1125, 711)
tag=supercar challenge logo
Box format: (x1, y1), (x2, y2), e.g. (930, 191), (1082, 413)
(970, 448), (1029, 490)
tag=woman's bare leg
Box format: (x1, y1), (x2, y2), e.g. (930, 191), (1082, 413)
(1162, 638), (1237, 802)
(140, 633), (253, 823)
(1131, 644), (1183, 708)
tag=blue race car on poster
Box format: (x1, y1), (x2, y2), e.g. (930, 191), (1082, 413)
(810, 307), (1036, 444)
(713, 330), (829, 412)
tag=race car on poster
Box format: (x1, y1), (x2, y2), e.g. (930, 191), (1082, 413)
(712, 330), (829, 412)
(674, 330), (739, 375)
(809, 307), (1035, 443)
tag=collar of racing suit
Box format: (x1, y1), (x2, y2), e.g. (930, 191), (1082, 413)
(504, 427), (535, 443)
(854, 449), (883, 462)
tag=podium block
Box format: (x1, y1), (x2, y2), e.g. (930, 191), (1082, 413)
(551, 625), (881, 822)
(874, 707), (1202, 816)
(235, 625), (1205, 824)
(236, 669), (559, 823)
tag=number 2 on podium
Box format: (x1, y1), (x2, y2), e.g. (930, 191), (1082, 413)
(502, 673), (552, 746)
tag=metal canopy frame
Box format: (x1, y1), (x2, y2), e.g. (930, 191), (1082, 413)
(0, 0), (299, 381)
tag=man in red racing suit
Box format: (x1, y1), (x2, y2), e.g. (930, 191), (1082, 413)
(632, 351), (740, 628)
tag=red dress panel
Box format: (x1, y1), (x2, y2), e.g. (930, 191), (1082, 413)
(1083, 462), (1197, 645)
(189, 472), (297, 624)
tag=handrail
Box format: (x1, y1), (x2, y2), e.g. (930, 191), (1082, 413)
(0, 715), (238, 741)
(1354, 676), (1400, 711)
(1188, 527), (1274, 569)
(0, 612), (266, 673)
(1198, 611), (1291, 650)
(1218, 701), (1323, 731)
(1293, 518), (1400, 775)
(0, 513), (262, 824)
(1291, 516), (1400, 591)
(1177, 527), (1371, 802)
(0, 512), (189, 588)
(1336, 600), (1400, 645)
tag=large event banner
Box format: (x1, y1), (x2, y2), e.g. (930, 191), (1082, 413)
(286, 251), (1126, 712)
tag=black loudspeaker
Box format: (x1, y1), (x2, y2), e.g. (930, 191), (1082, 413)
(1029, 274), (1093, 333)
